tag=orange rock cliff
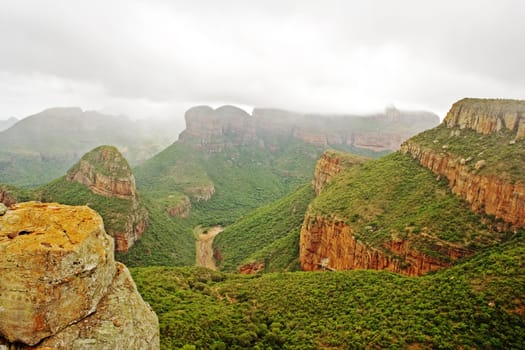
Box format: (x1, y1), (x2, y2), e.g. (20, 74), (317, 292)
(66, 145), (148, 252)
(0, 202), (159, 349)
(401, 98), (525, 230)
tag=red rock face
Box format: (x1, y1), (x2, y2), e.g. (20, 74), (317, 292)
(312, 150), (366, 195)
(401, 142), (525, 229)
(239, 261), (265, 274)
(299, 215), (469, 276)
(443, 98), (525, 137)
(0, 191), (16, 206)
(166, 196), (192, 218)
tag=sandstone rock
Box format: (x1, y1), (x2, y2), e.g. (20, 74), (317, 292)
(66, 146), (148, 252)
(166, 195), (192, 218)
(444, 98), (525, 136)
(239, 261), (265, 274)
(36, 263), (160, 350)
(0, 202), (160, 349)
(401, 141), (525, 229)
(0, 202), (116, 345)
(67, 145), (136, 200)
(312, 150), (367, 195)
(299, 215), (469, 276)
(185, 183), (215, 201)
(0, 189), (17, 207)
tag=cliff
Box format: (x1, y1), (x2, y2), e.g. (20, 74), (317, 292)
(179, 105), (256, 151)
(401, 98), (525, 230)
(66, 146), (148, 252)
(299, 215), (469, 276)
(443, 98), (525, 137)
(166, 195), (192, 218)
(299, 150), (503, 276)
(0, 202), (159, 349)
(312, 150), (367, 195)
(179, 105), (439, 153)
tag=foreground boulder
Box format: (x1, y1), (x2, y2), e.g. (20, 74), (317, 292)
(0, 202), (159, 349)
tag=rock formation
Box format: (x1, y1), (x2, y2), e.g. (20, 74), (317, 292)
(66, 146), (148, 252)
(0, 187), (17, 207)
(179, 105), (439, 153)
(179, 105), (256, 151)
(443, 98), (525, 137)
(312, 150), (367, 195)
(166, 195), (192, 218)
(401, 98), (525, 230)
(299, 215), (470, 276)
(239, 261), (265, 274)
(0, 202), (159, 349)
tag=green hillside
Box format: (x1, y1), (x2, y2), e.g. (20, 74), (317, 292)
(134, 139), (321, 227)
(131, 232), (525, 349)
(214, 184), (315, 272)
(308, 152), (506, 259)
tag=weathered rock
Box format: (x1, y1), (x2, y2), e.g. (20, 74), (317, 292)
(299, 215), (469, 276)
(239, 261), (265, 274)
(0, 202), (160, 349)
(35, 263), (160, 350)
(185, 183), (215, 201)
(0, 203), (6, 216)
(312, 150), (367, 195)
(443, 98), (525, 137)
(0, 202), (116, 345)
(66, 146), (148, 252)
(401, 141), (525, 229)
(0, 189), (17, 207)
(166, 196), (192, 218)
(67, 145), (136, 200)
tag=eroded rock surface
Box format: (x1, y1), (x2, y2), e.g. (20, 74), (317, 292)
(0, 202), (159, 349)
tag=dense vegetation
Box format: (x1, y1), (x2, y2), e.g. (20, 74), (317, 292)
(135, 140), (321, 227)
(408, 124), (525, 182)
(214, 184), (315, 272)
(309, 152), (506, 259)
(131, 232), (525, 349)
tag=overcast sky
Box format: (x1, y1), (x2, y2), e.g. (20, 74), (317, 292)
(1, 0), (524, 121)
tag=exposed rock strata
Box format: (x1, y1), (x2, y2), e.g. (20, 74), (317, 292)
(312, 150), (367, 195)
(400, 141), (525, 229)
(443, 98), (525, 138)
(0, 202), (159, 349)
(166, 196), (192, 218)
(66, 146), (148, 252)
(239, 261), (265, 274)
(180, 105), (439, 153)
(185, 183), (215, 201)
(299, 215), (469, 276)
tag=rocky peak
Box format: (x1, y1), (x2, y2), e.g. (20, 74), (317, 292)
(179, 105), (256, 150)
(67, 145), (136, 199)
(443, 98), (525, 138)
(312, 150), (367, 195)
(66, 146), (148, 252)
(0, 202), (159, 349)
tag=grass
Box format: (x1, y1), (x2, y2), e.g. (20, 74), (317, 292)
(308, 152), (508, 260)
(131, 233), (525, 349)
(408, 124), (525, 183)
(213, 184), (315, 272)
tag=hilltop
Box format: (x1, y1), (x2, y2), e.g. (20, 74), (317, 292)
(0, 107), (179, 187)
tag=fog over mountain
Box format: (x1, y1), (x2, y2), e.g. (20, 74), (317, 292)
(1, 0), (524, 120)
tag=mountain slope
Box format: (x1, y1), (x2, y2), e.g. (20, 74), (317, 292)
(0, 107), (178, 187)
(131, 232), (525, 349)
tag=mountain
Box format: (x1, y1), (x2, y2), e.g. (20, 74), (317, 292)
(0, 202), (159, 349)
(299, 98), (524, 276)
(128, 98), (525, 349)
(0, 117), (18, 131)
(0, 107), (178, 187)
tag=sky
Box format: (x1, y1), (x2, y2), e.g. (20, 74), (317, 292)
(1, 0), (524, 121)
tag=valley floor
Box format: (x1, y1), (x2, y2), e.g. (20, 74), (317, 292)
(196, 226), (223, 270)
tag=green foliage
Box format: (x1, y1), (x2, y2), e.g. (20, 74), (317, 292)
(409, 124), (525, 183)
(310, 152), (504, 259)
(214, 184), (315, 272)
(116, 196), (196, 267)
(131, 234), (525, 349)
